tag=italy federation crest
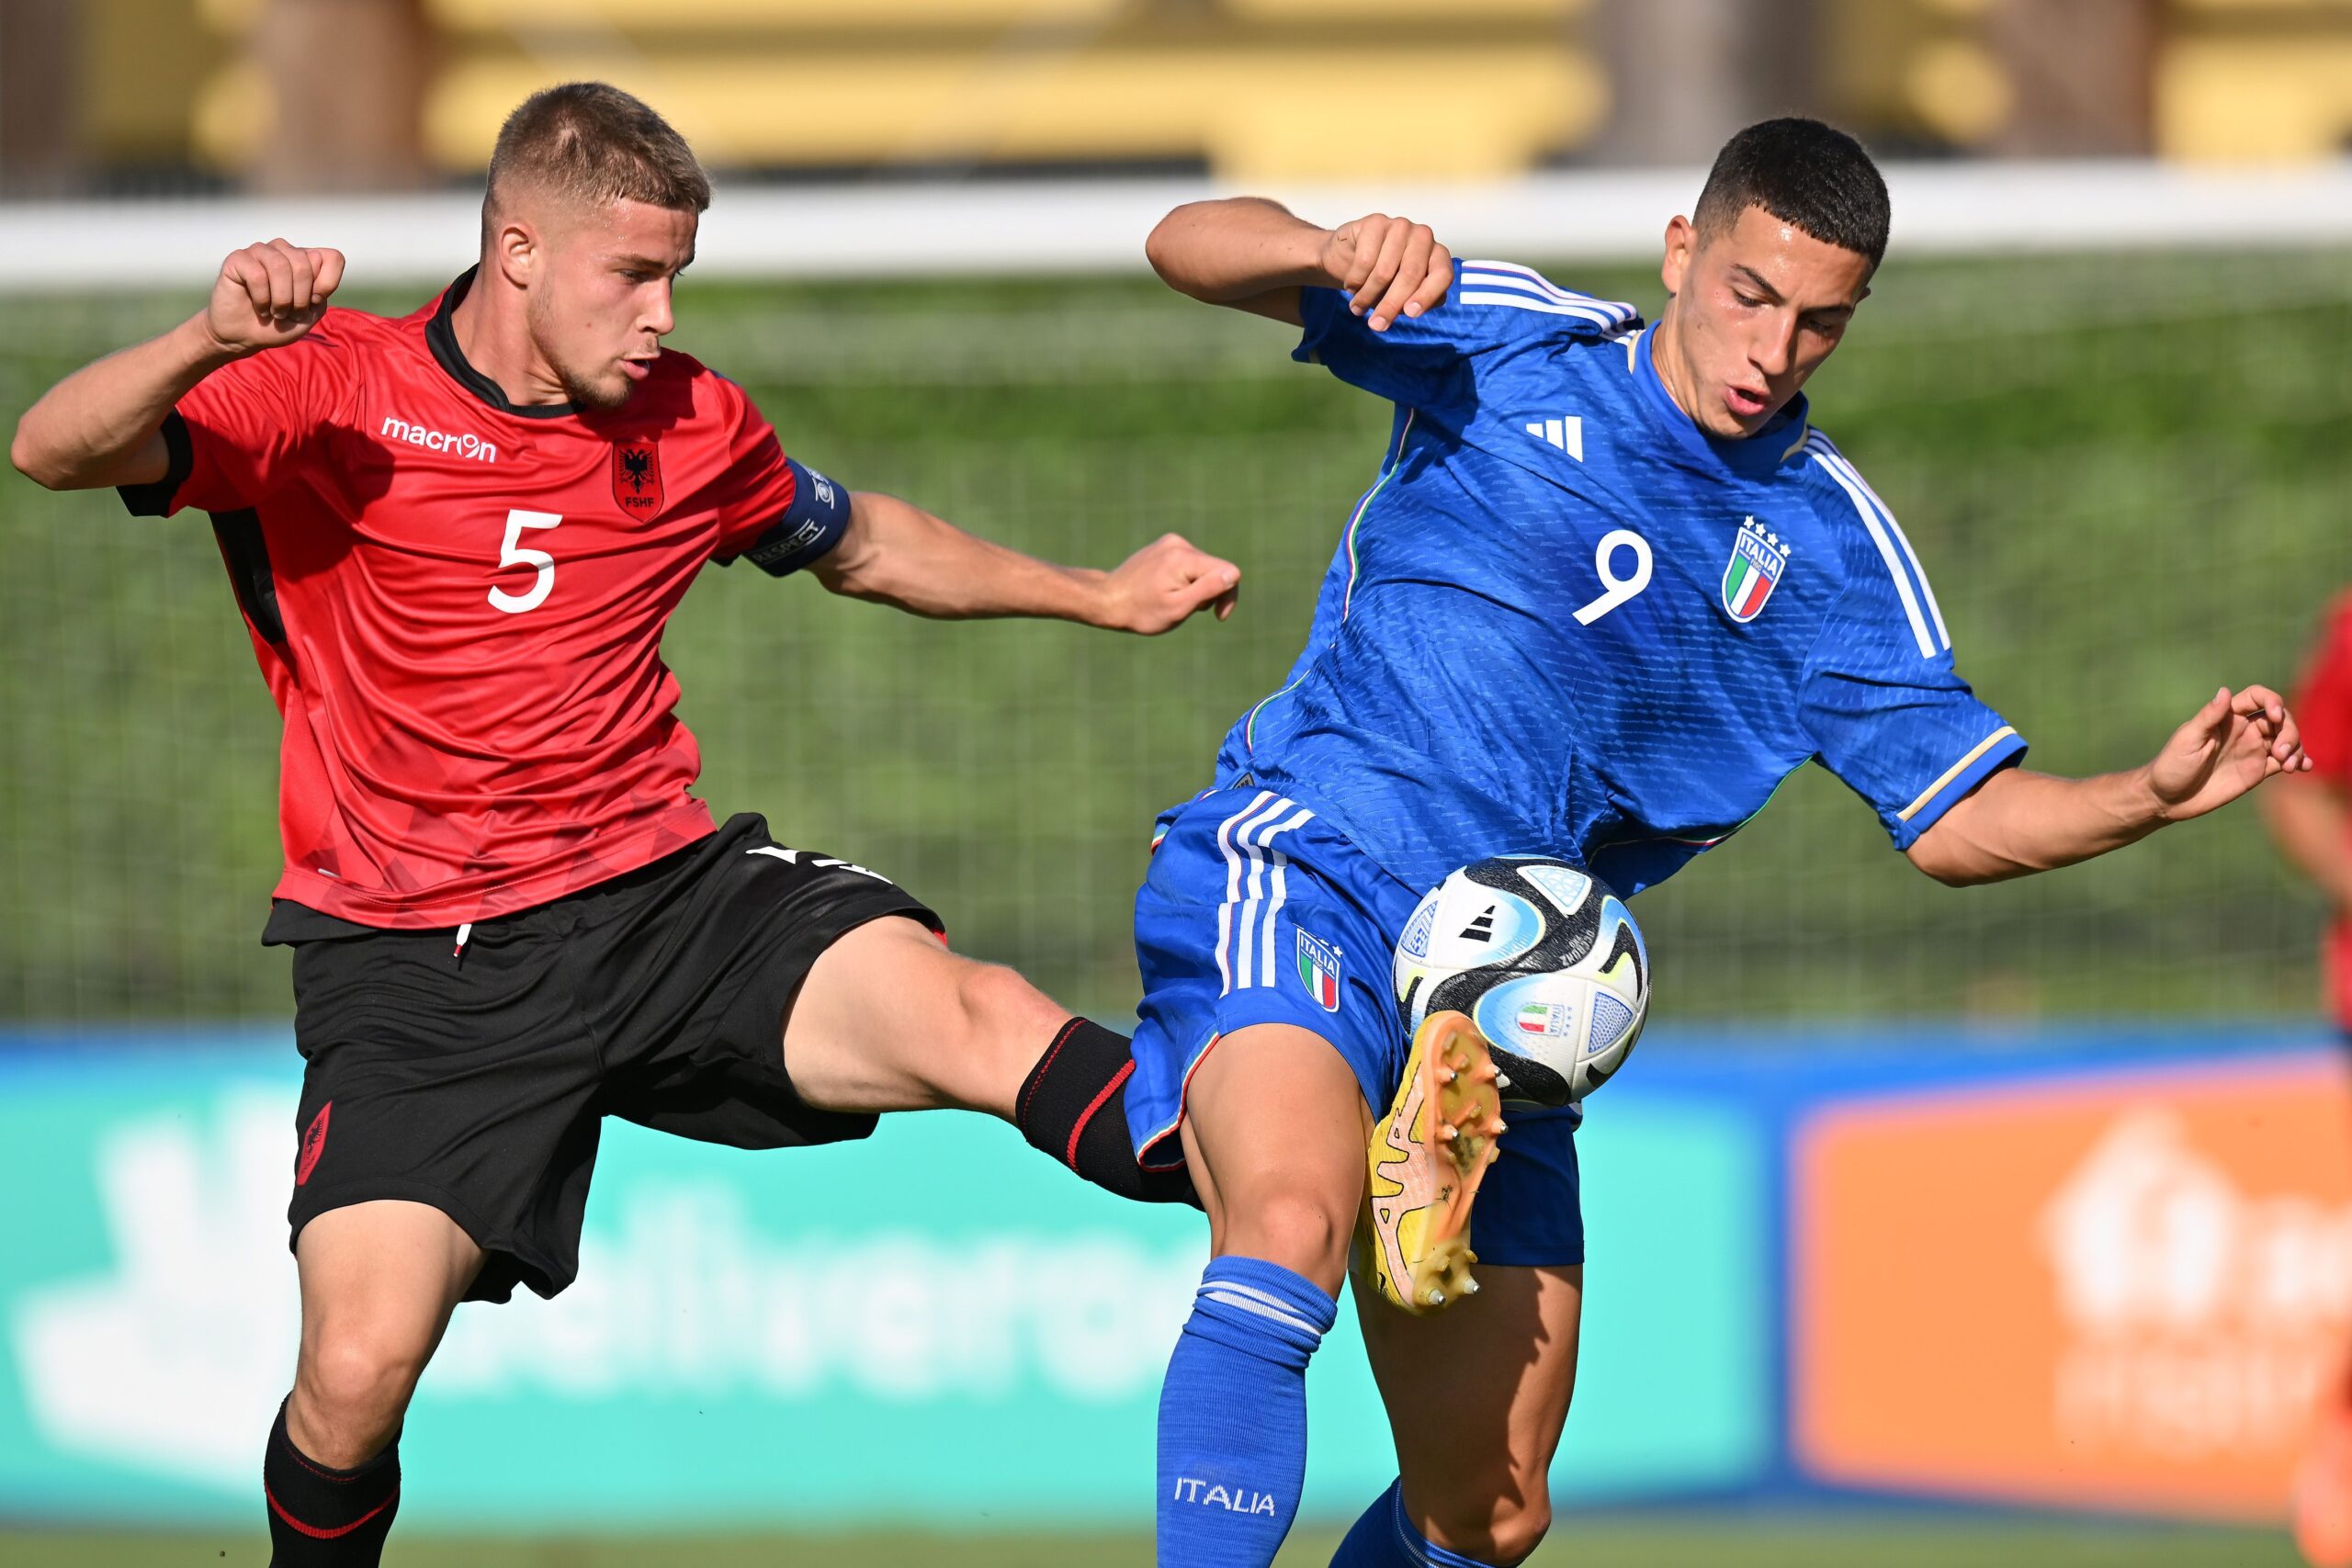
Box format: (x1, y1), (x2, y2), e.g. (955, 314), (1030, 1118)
(1515, 999), (1577, 1039)
(1295, 930), (1344, 1012)
(1721, 516), (1787, 624)
(611, 437), (664, 519)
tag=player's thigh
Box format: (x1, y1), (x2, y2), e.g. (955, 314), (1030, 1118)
(782, 914), (1066, 1118)
(297, 1200), (481, 1366)
(1177, 1022), (1372, 1292)
(1354, 1260), (1583, 1563)
(291, 1200), (483, 1452)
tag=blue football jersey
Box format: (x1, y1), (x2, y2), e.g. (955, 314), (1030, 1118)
(1214, 258), (2025, 899)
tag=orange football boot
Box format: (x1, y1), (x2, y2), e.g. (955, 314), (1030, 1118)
(1358, 1010), (1507, 1314)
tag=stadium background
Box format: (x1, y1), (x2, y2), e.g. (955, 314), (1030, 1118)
(4, 1), (2352, 1563)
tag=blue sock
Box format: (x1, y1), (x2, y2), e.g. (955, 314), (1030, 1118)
(1331, 1479), (1499, 1568)
(1156, 1256), (1337, 1567)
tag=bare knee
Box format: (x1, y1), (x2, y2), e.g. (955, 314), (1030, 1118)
(946, 955), (1061, 1051)
(1419, 1489), (1552, 1567)
(788, 919), (1067, 1118)
(942, 954), (1065, 1110)
(291, 1325), (429, 1467)
(1185, 1021), (1369, 1292)
(1225, 1186), (1352, 1292)
(1488, 1494), (1553, 1565)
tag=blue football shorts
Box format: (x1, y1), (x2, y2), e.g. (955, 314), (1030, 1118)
(1125, 785), (1585, 1268)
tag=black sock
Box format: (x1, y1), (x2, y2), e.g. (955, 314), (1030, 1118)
(1017, 1019), (1200, 1208)
(264, 1399), (401, 1567)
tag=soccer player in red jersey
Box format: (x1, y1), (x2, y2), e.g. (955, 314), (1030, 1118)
(2268, 595), (2352, 1038)
(2267, 594), (2352, 1568)
(11, 84), (1232, 1565)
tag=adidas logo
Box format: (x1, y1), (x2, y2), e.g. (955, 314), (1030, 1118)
(1522, 415), (1582, 460)
(1461, 903), (1498, 942)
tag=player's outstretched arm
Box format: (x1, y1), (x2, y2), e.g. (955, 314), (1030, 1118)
(808, 490), (1240, 634)
(10, 240), (343, 491)
(1146, 198), (1453, 333)
(1907, 685), (2311, 886)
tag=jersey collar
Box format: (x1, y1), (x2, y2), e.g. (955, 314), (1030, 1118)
(426, 267), (578, 421)
(1628, 322), (1808, 480)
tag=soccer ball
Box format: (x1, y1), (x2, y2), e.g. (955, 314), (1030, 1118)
(1393, 857), (1649, 1108)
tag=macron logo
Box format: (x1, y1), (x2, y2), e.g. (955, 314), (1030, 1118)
(380, 414), (496, 464)
(1522, 415), (1583, 460)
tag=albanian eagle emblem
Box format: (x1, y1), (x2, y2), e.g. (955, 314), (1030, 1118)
(611, 437), (664, 518)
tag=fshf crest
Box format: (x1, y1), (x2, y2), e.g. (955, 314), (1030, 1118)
(1721, 516), (1787, 624)
(612, 438), (664, 518)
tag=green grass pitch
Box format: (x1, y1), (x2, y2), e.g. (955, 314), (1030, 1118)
(0, 1515), (2307, 1565)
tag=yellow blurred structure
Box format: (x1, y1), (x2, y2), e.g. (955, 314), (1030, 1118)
(1831, 0), (2352, 163)
(2163, 0), (2352, 161)
(29, 0), (2352, 190)
(189, 0), (1609, 183)
(419, 46), (1603, 183)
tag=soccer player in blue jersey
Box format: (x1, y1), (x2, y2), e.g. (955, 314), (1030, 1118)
(1130, 118), (2312, 1568)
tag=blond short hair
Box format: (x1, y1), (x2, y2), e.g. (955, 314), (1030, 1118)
(484, 82), (709, 232)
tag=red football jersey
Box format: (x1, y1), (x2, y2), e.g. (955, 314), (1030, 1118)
(2294, 592), (2352, 1030)
(123, 271), (837, 929)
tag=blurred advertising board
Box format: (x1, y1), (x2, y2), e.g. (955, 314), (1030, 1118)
(0, 1033), (1767, 1529)
(9, 1026), (2335, 1529)
(1793, 1048), (2352, 1520)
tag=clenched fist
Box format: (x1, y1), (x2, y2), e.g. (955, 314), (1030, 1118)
(1095, 533), (1242, 636)
(207, 240), (345, 355)
(1320, 214), (1453, 333)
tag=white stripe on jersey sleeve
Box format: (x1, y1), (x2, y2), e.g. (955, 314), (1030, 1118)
(1457, 290), (1627, 326)
(1457, 260), (1639, 331)
(1806, 434), (1939, 660)
(1460, 259), (1638, 319)
(1809, 434), (1951, 650)
(1899, 726), (2019, 822)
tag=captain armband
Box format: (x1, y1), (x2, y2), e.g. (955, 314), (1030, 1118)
(740, 458), (853, 577)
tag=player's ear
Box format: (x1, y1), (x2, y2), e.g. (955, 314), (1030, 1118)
(491, 215), (539, 288)
(1661, 214), (1695, 297)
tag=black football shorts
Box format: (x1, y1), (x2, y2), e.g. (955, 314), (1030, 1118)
(283, 813), (939, 1303)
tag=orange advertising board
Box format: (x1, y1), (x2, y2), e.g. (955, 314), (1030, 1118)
(1794, 1053), (2352, 1519)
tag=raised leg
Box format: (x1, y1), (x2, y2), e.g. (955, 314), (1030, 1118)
(780, 914), (1193, 1203)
